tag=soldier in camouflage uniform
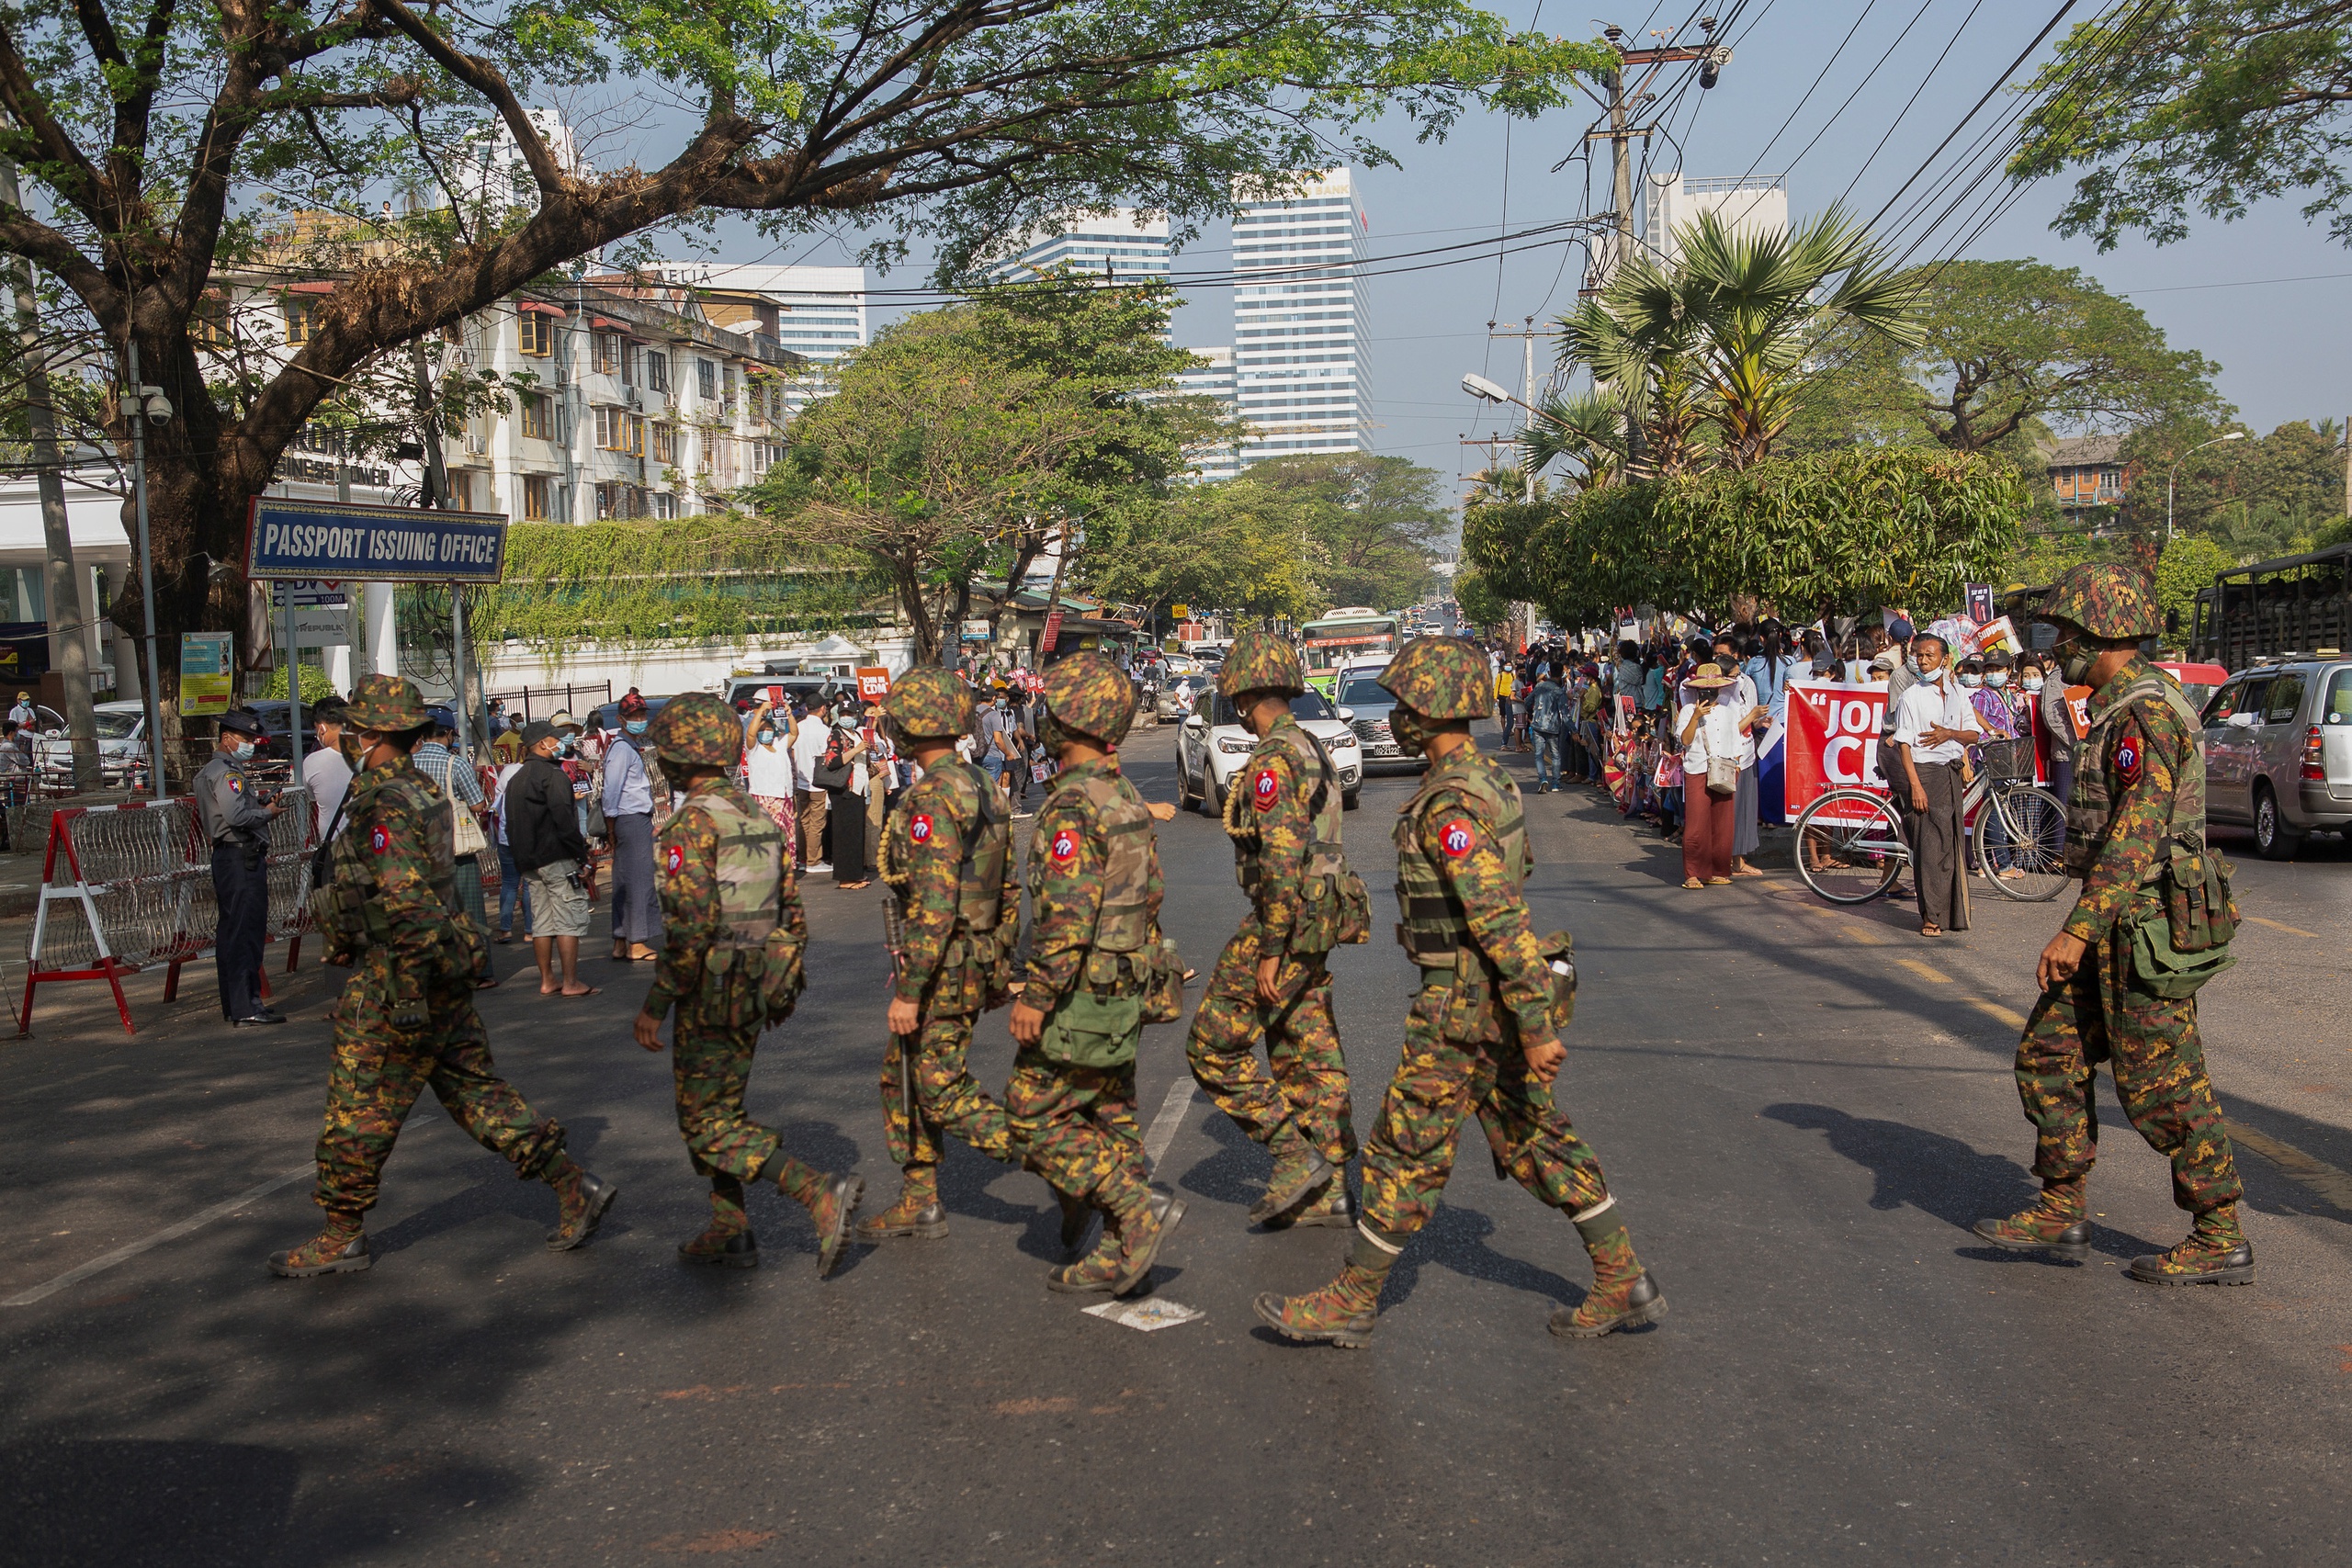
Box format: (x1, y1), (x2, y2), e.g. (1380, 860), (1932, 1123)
(1973, 563), (2250, 1285)
(632, 692), (863, 1277)
(1186, 627), (1363, 1230)
(1006, 651), (1186, 1296)
(1256, 636), (1665, 1347)
(270, 676), (616, 1278)
(856, 668), (1027, 1242)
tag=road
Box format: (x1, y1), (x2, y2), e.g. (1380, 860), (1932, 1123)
(3, 720), (2349, 1566)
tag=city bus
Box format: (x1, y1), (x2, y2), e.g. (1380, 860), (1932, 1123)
(1299, 609), (1403, 697)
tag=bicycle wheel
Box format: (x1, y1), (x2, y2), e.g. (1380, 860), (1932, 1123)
(1977, 784), (2071, 902)
(1794, 790), (1906, 904)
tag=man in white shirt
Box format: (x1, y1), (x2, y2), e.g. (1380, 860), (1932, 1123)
(1889, 630), (1982, 937)
(789, 692), (835, 873)
(302, 696), (354, 841)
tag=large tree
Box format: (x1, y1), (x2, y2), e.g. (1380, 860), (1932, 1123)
(1080, 477), (1321, 623)
(0, 0), (1610, 685)
(2010, 2), (2352, 251)
(1234, 453), (1450, 610)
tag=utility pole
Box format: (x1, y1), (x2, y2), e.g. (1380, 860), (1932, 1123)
(0, 155), (100, 791)
(1584, 19), (1731, 292)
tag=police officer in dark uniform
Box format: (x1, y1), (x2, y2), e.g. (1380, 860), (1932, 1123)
(196, 707), (286, 1026)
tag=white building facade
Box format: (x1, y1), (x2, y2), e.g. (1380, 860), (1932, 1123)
(987, 209), (1173, 286)
(648, 263), (870, 419)
(1643, 174), (1790, 266)
(1172, 346), (1239, 482)
(1229, 169), (1373, 466)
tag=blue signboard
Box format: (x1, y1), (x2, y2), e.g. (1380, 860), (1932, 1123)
(245, 497), (509, 583)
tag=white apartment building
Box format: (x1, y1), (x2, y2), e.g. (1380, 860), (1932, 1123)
(986, 209), (1174, 285)
(648, 263), (869, 419)
(1643, 174), (1790, 266)
(1172, 346), (1239, 482)
(1228, 169), (1373, 465)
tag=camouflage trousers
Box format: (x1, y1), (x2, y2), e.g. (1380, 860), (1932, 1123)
(1004, 1045), (1149, 1218)
(880, 1008), (1022, 1174)
(2014, 926), (2241, 1214)
(1186, 931), (1356, 1166)
(314, 951), (565, 1219)
(1360, 978), (1611, 1236)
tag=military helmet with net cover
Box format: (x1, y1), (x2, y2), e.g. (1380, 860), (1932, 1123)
(884, 667), (976, 740)
(1377, 635), (1495, 720)
(2038, 561), (2162, 641)
(1040, 650), (1136, 747)
(1216, 627), (1307, 699)
(647, 691), (744, 768)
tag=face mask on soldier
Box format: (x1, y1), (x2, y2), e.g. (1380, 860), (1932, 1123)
(1389, 706), (1439, 758)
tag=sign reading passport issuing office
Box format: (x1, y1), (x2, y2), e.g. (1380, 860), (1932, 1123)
(245, 497), (509, 583)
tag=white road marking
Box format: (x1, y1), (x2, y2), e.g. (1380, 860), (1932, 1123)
(1141, 1077), (1198, 1172)
(3, 1163), (313, 1307)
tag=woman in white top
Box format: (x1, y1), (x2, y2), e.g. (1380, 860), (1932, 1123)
(1674, 663), (1747, 888)
(745, 701), (797, 864)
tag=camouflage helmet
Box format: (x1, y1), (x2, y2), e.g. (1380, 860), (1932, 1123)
(1216, 627), (1306, 700)
(2039, 561), (2162, 641)
(345, 673), (429, 733)
(1040, 650), (1136, 747)
(884, 667), (975, 740)
(1378, 635), (1494, 720)
(648, 691), (743, 768)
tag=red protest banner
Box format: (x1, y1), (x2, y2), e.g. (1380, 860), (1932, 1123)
(1040, 608), (1065, 654)
(1783, 680), (1889, 821)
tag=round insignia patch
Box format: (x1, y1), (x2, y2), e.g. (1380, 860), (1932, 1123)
(368, 825), (390, 856)
(1253, 767), (1281, 809)
(1439, 818), (1477, 859)
(2113, 734), (2143, 786)
(1049, 828), (1080, 864)
(910, 812), (935, 843)
(664, 843), (685, 875)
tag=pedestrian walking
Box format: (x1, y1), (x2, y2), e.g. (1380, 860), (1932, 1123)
(194, 706), (285, 1027)
(1254, 635), (1663, 1347)
(1675, 663), (1740, 888)
(508, 720), (596, 998)
(854, 669), (1030, 1244)
(603, 692), (662, 961)
(1185, 629), (1367, 1233)
(302, 696), (353, 846)
(1973, 564), (2249, 1285)
(268, 676), (616, 1279)
(1888, 630), (1982, 937)
(1005, 651), (1185, 1296)
(631, 694), (861, 1275)
(1527, 667), (1568, 793)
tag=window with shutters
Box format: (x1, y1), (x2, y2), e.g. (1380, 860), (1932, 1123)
(696, 358), (718, 400)
(516, 311), (553, 357)
(593, 333), (621, 376)
(282, 299), (312, 345)
(519, 392), (551, 442)
(651, 423), (675, 464)
(522, 474), (550, 520)
(645, 351), (669, 392)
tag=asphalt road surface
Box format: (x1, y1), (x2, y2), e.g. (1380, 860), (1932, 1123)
(5, 721), (2351, 1566)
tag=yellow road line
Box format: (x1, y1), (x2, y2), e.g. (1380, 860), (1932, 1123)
(2228, 1122), (2352, 1211)
(1967, 998), (2029, 1030)
(1840, 924), (1891, 946)
(2244, 916), (2321, 939)
(1894, 957), (1951, 984)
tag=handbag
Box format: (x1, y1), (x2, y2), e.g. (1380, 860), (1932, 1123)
(1705, 753), (1737, 795)
(428, 751), (490, 857)
(810, 729), (854, 791)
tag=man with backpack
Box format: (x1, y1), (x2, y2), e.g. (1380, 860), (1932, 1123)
(1527, 667), (1569, 793)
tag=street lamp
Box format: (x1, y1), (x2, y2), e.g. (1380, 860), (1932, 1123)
(1462, 373), (1536, 502)
(2166, 431), (2245, 545)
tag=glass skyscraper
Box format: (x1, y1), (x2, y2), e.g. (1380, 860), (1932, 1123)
(1228, 169), (1372, 464)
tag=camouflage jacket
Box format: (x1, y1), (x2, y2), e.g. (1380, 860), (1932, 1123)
(1227, 715), (1327, 955)
(644, 777), (807, 1018)
(886, 755), (1017, 1005)
(324, 755), (471, 987)
(1402, 741), (1557, 1049)
(2061, 654), (2199, 945)
(1020, 756), (1163, 1009)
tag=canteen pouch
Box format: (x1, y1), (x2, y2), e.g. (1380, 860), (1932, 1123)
(2161, 840), (2238, 955)
(2129, 910), (2236, 999)
(1333, 868), (1373, 945)
(1535, 929), (1577, 1030)
(1039, 986), (1144, 1069)
(1442, 948), (1505, 1045)
(1142, 937), (1186, 1025)
(759, 926), (808, 1023)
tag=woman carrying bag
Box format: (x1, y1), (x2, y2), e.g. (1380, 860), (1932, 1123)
(813, 704), (872, 890)
(1674, 664), (1744, 888)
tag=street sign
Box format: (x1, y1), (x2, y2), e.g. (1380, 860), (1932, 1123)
(180, 632), (233, 716)
(268, 579), (349, 609)
(1170, 603), (1190, 622)
(245, 497), (509, 583)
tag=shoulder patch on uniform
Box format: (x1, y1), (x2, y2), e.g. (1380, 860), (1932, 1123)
(664, 842), (685, 875)
(1048, 826), (1080, 864)
(2112, 731), (2143, 787)
(1439, 818), (1477, 859)
(369, 824), (390, 855)
(227, 774), (243, 794)
(910, 811), (935, 843)
(1251, 767), (1280, 809)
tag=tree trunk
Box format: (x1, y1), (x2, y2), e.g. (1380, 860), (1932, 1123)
(893, 555), (938, 666)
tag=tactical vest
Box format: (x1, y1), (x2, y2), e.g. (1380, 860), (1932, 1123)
(925, 758), (1012, 932)
(1393, 750), (1529, 964)
(1049, 769), (1155, 953)
(313, 767), (465, 954)
(677, 788), (784, 949)
(1225, 720), (1347, 897)
(2065, 669), (2208, 879)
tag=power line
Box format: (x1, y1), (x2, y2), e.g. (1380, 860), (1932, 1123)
(1862, 0), (2079, 234)
(1834, 0), (1987, 211)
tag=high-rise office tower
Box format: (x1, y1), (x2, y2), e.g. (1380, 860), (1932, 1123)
(1643, 174), (1789, 267)
(650, 262), (869, 418)
(987, 209), (1173, 285)
(1229, 169), (1371, 466)
(1172, 346), (1239, 482)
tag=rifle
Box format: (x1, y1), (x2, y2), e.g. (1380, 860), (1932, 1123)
(881, 889), (916, 1122)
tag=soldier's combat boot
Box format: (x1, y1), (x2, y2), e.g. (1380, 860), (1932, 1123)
(856, 1166), (948, 1242)
(1972, 1178), (2090, 1261)
(544, 1156), (618, 1252)
(1252, 1224), (1399, 1348)
(679, 1179), (759, 1269)
(767, 1155), (865, 1278)
(1114, 1188), (1185, 1297)
(1249, 1121), (1331, 1225)
(1055, 1188), (1092, 1255)
(1047, 1204), (1125, 1295)
(2128, 1204), (2255, 1286)
(1268, 1173), (1355, 1231)
(1550, 1200), (1667, 1339)
(268, 1212), (371, 1279)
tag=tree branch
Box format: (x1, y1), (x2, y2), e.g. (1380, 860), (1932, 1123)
(368, 0), (573, 196)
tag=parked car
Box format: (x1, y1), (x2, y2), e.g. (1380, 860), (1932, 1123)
(35, 700), (147, 787)
(1156, 672), (1213, 723)
(2199, 655), (2352, 857)
(589, 696), (677, 736)
(1332, 661), (1421, 773)
(1174, 687), (1362, 814)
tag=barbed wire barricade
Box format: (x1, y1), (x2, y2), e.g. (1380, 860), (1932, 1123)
(19, 788), (316, 1036)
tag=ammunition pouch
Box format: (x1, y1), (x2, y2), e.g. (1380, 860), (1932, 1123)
(1038, 983), (1145, 1070)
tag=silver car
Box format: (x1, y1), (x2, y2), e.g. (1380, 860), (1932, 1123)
(36, 699), (146, 787)
(2199, 657), (2352, 857)
(1156, 672), (1212, 723)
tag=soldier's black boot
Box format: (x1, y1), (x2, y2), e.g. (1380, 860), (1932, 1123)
(679, 1177), (759, 1269)
(544, 1156), (618, 1252)
(1268, 1161), (1355, 1230)
(1250, 1121), (1331, 1225)
(855, 1165), (949, 1242)
(1550, 1200), (1667, 1339)
(1973, 1178), (2090, 1261)
(2129, 1203), (2255, 1286)
(269, 1211), (371, 1278)
(1254, 1224), (1399, 1348)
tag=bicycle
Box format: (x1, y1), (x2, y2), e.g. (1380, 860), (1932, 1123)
(1792, 739), (2070, 905)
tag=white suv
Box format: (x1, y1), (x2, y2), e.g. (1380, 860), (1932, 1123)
(1174, 687), (1363, 813)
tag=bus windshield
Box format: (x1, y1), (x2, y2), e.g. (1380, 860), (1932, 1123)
(1299, 616), (1400, 682)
